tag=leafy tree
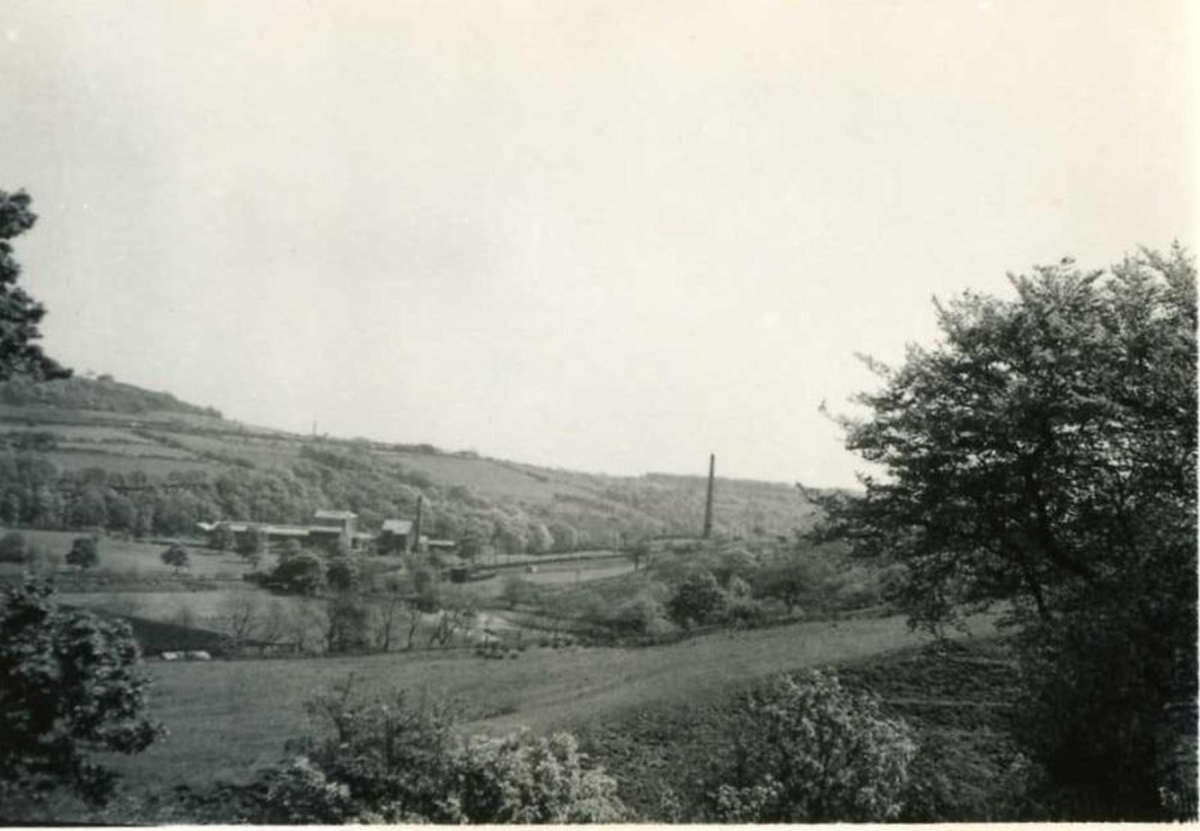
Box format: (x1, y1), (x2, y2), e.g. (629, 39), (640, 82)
(752, 548), (834, 614)
(0, 530), (28, 564)
(526, 522), (554, 555)
(410, 563), (440, 612)
(0, 580), (161, 805)
(711, 671), (916, 822)
(500, 574), (536, 609)
(325, 596), (370, 653)
(0, 190), (70, 381)
(325, 555), (360, 593)
(160, 543), (190, 574)
(237, 526), (265, 560)
(270, 551), (326, 596)
(279, 538), (302, 561)
(548, 521), (578, 552)
(666, 570), (728, 627)
(65, 535), (99, 570)
(630, 538), (651, 570)
(814, 248), (1197, 819)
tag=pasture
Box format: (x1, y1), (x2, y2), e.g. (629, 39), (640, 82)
(100, 610), (1001, 795)
(0, 528), (251, 579)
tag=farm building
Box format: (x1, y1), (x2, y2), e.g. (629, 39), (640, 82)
(198, 508), (366, 551)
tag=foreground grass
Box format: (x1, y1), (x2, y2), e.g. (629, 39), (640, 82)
(101, 611), (998, 798)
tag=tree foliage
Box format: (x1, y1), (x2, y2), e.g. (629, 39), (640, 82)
(65, 535), (99, 570)
(0, 191), (69, 381)
(0, 580), (161, 805)
(815, 247), (1197, 818)
(248, 682), (624, 823)
(711, 671), (917, 822)
(269, 551), (327, 596)
(666, 570), (728, 627)
(160, 543), (190, 574)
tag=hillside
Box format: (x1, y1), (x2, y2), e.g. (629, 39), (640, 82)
(0, 376), (820, 553)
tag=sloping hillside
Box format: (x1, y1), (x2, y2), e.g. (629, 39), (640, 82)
(0, 377), (818, 552)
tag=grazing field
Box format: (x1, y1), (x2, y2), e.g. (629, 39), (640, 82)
(99, 611), (1000, 795)
(0, 528), (249, 579)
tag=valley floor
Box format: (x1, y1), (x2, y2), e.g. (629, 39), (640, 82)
(101, 609), (1001, 798)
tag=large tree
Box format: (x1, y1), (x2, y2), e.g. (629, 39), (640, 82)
(0, 581), (162, 807)
(0, 190), (69, 381)
(815, 247), (1196, 819)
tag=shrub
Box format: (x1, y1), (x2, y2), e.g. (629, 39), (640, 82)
(248, 682), (625, 823)
(710, 670), (917, 822)
(614, 594), (664, 634)
(666, 570), (728, 628)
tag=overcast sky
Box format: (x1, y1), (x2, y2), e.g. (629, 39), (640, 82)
(1, 1), (1195, 487)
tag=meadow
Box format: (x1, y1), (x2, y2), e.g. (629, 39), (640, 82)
(98, 610), (1000, 796)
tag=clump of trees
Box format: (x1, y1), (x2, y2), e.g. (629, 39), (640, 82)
(815, 248), (1197, 819)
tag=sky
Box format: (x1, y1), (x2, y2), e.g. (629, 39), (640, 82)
(0, 0), (1195, 488)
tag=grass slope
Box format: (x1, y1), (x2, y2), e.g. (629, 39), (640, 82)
(577, 635), (1027, 821)
(100, 611), (999, 796)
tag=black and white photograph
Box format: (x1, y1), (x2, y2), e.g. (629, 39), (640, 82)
(0, 0), (1195, 824)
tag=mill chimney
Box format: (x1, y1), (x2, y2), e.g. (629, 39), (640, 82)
(703, 453), (716, 538)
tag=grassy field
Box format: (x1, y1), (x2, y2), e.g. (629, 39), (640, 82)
(0, 528), (251, 579)
(98, 610), (1000, 796)
(58, 587), (269, 626)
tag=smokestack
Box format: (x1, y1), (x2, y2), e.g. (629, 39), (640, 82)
(703, 453), (715, 538)
(412, 495), (425, 554)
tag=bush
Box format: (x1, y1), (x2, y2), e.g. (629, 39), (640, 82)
(65, 536), (99, 570)
(666, 570), (728, 628)
(247, 682), (625, 823)
(710, 670), (917, 822)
